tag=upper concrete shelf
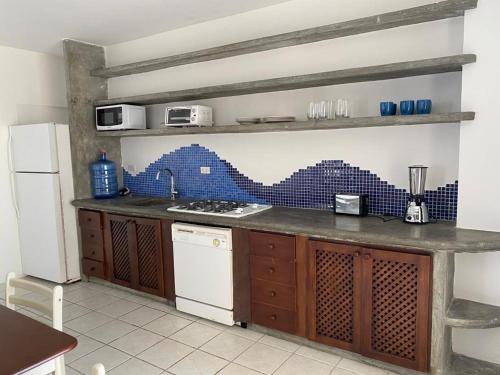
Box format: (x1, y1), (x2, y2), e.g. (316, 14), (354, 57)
(94, 54), (476, 107)
(91, 0), (477, 79)
(96, 112), (475, 138)
(446, 298), (500, 329)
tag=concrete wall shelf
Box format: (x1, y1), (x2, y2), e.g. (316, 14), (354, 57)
(446, 298), (500, 329)
(94, 54), (476, 107)
(95, 112), (475, 138)
(91, 0), (478, 78)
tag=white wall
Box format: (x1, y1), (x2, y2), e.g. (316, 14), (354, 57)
(0, 45), (67, 281)
(454, 1), (500, 364)
(108, 0), (464, 191)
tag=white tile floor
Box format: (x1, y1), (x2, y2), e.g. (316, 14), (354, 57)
(0, 280), (399, 375)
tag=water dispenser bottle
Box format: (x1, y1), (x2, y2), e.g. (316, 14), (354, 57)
(90, 150), (118, 199)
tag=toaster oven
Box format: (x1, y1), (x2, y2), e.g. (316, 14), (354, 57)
(165, 105), (213, 127)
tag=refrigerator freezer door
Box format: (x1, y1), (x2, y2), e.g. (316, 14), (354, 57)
(15, 173), (68, 283)
(10, 123), (59, 173)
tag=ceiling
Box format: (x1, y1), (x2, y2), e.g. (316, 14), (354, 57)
(0, 0), (290, 56)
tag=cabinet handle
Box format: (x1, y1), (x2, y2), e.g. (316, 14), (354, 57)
(269, 291), (277, 297)
(267, 243), (275, 249)
(353, 251), (360, 257)
(91, 251), (96, 255)
(269, 314), (277, 321)
(364, 254), (371, 260)
(268, 267), (275, 274)
(90, 267), (95, 271)
(90, 234), (95, 239)
(87, 218), (92, 222)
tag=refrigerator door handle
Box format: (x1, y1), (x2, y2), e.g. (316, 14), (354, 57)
(8, 126), (20, 218)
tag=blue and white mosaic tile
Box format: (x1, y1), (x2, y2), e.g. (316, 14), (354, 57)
(123, 144), (458, 221)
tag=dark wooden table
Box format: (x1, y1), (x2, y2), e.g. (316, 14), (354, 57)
(0, 305), (77, 374)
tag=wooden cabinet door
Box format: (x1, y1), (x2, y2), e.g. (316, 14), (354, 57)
(307, 240), (362, 352)
(360, 249), (431, 372)
(133, 217), (164, 297)
(104, 214), (166, 297)
(103, 214), (134, 288)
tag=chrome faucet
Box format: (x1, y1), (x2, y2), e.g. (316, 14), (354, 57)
(156, 168), (178, 200)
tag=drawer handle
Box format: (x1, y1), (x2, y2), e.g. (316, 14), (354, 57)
(268, 267), (275, 274)
(269, 291), (277, 297)
(269, 314), (277, 321)
(267, 243), (275, 249)
(354, 251), (360, 257)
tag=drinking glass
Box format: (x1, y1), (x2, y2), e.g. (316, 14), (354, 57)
(314, 102), (321, 120)
(336, 99), (350, 119)
(343, 99), (350, 118)
(307, 102), (315, 120)
(335, 99), (343, 119)
(319, 101), (327, 120)
(327, 100), (335, 120)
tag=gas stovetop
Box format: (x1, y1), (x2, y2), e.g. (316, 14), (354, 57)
(167, 200), (272, 218)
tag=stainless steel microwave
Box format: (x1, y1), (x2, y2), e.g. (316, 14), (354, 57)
(96, 104), (146, 131)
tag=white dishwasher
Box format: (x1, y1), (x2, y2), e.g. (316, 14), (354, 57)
(172, 222), (234, 325)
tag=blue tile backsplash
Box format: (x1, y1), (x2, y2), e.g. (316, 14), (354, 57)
(123, 144), (458, 221)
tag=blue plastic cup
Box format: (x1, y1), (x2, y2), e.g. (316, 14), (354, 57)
(380, 102), (397, 116)
(416, 99), (432, 114)
(400, 100), (415, 115)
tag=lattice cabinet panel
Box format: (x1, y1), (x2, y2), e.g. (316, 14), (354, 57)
(306, 241), (432, 372)
(107, 215), (132, 286)
(135, 218), (163, 296)
(361, 249), (431, 372)
(307, 241), (361, 352)
(104, 214), (165, 297)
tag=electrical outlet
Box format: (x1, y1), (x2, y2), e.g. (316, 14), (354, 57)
(127, 164), (137, 173)
(200, 166), (211, 174)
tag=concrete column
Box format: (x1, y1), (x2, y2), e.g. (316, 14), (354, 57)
(63, 39), (122, 199)
(430, 251), (454, 375)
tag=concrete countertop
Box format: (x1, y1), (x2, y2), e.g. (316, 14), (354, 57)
(72, 196), (500, 254)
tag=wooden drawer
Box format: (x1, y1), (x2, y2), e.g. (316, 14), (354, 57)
(250, 231), (295, 260)
(82, 258), (105, 279)
(250, 255), (295, 285)
(252, 302), (296, 334)
(251, 279), (295, 311)
(79, 210), (101, 230)
(81, 228), (104, 261)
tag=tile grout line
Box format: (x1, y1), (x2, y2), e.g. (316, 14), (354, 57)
(15, 282), (386, 375)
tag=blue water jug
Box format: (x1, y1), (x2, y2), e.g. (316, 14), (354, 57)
(90, 150), (118, 199)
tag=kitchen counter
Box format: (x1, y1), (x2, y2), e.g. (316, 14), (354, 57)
(72, 196), (500, 254)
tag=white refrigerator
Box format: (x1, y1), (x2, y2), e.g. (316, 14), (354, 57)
(9, 123), (81, 283)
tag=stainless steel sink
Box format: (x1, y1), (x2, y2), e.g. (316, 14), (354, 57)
(125, 197), (174, 207)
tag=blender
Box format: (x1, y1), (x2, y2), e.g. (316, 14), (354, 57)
(404, 165), (430, 224)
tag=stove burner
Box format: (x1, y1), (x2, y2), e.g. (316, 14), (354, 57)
(180, 200), (247, 213)
(168, 199), (271, 217)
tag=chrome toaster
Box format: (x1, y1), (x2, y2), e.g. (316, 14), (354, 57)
(334, 193), (369, 217)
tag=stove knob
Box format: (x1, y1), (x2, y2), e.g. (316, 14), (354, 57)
(406, 215), (413, 221)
